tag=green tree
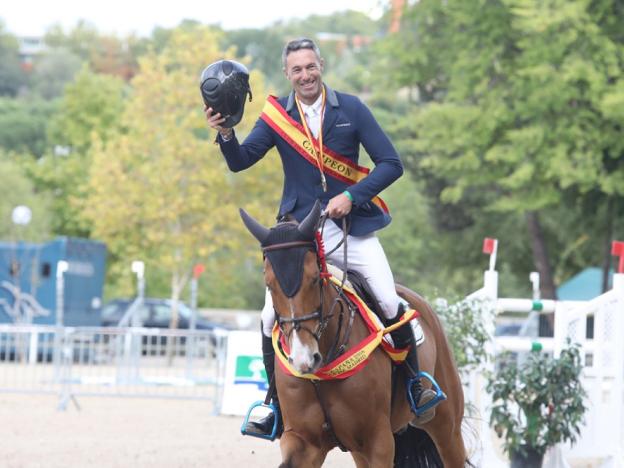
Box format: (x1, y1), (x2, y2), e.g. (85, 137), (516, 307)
(44, 21), (145, 81)
(280, 10), (379, 37)
(0, 153), (51, 242)
(0, 21), (26, 97)
(29, 47), (83, 99)
(222, 28), (285, 89)
(222, 11), (381, 94)
(0, 97), (57, 157)
(378, 0), (624, 298)
(46, 65), (126, 153)
(23, 67), (126, 237)
(84, 25), (281, 313)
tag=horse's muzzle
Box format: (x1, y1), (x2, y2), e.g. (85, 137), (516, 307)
(289, 351), (323, 374)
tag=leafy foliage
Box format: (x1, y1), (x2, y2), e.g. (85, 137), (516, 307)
(487, 343), (587, 456)
(0, 153), (51, 241)
(433, 297), (492, 372)
(0, 97), (57, 157)
(0, 22), (26, 97)
(2, 4), (623, 309)
(44, 21), (144, 80)
(83, 25), (282, 305)
(46, 66), (126, 153)
(29, 47), (83, 99)
(374, 0), (624, 297)
(22, 67), (127, 237)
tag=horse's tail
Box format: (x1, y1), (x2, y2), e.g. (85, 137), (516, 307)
(393, 425), (443, 468)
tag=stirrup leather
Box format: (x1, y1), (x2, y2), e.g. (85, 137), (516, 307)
(406, 371), (447, 416)
(241, 401), (280, 441)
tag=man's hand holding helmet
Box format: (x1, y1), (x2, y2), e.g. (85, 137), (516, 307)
(204, 105), (233, 139)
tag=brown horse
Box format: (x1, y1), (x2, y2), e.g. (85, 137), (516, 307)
(240, 203), (468, 468)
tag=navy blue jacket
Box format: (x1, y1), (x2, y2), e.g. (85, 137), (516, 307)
(217, 85), (403, 236)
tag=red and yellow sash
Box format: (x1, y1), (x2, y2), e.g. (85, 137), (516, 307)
(260, 96), (389, 214)
(272, 275), (420, 380)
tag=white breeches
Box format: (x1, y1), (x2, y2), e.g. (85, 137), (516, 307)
(261, 220), (400, 337)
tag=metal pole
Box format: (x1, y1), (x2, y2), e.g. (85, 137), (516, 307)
(128, 261), (144, 381)
(55, 261), (68, 327)
(190, 277), (198, 332)
(131, 261), (145, 327)
(187, 264), (204, 377)
(530, 272), (540, 301)
(54, 260), (68, 378)
(186, 277), (198, 377)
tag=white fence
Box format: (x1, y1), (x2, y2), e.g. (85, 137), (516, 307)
(0, 325), (228, 411)
(465, 264), (624, 467)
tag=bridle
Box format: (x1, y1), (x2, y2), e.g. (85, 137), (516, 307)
(263, 216), (356, 365)
(254, 210), (357, 452)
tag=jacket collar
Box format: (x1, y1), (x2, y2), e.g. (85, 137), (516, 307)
(285, 84), (339, 112)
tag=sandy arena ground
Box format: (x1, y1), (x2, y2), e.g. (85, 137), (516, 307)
(0, 393), (353, 468)
(0, 393), (605, 468)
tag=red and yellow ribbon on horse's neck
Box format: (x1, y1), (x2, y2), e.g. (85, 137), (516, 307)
(273, 275), (419, 381)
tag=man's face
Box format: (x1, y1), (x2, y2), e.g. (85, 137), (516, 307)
(284, 49), (324, 105)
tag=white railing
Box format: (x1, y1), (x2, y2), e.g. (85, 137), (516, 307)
(464, 270), (624, 467)
(0, 325), (228, 411)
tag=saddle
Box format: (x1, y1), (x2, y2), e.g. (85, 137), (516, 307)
(326, 264), (425, 346)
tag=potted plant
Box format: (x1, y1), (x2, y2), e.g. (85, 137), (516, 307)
(486, 342), (587, 467)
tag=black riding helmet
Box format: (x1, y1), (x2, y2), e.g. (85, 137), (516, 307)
(200, 59), (252, 128)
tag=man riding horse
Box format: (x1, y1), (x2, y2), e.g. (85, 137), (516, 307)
(204, 38), (442, 437)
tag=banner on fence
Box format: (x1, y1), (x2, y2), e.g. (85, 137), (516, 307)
(220, 331), (268, 416)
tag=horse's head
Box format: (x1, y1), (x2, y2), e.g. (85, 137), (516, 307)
(240, 202), (327, 374)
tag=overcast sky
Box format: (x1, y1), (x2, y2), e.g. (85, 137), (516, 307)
(3, 0), (385, 37)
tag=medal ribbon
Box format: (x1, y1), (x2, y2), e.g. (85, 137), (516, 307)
(295, 86), (327, 192)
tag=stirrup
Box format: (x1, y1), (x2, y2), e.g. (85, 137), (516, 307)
(406, 371), (447, 416)
(241, 400), (280, 441)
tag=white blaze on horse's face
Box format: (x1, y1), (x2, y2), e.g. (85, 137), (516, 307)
(290, 331), (319, 373)
(265, 255), (323, 374)
(288, 297), (321, 373)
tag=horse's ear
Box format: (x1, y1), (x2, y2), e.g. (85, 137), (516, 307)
(239, 208), (270, 244)
(298, 200), (321, 239)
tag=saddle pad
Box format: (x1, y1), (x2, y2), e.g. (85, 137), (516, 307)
(326, 264), (425, 346)
(327, 263), (354, 289)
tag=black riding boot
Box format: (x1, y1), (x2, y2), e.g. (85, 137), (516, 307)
(247, 333), (283, 437)
(388, 305), (440, 421)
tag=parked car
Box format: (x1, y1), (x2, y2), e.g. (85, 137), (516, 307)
(100, 298), (231, 332)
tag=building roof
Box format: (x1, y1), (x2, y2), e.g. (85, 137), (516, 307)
(557, 267), (613, 301)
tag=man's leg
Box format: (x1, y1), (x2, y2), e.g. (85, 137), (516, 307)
(322, 222), (399, 318)
(246, 289), (283, 436)
(322, 222), (439, 419)
(386, 306), (440, 423)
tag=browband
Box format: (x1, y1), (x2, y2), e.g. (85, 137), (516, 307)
(262, 241), (315, 253)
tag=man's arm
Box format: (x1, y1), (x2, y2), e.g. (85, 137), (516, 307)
(349, 100), (403, 206)
(204, 106), (274, 172)
(325, 99), (402, 219)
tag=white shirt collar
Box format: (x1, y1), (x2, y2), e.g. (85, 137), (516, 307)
(299, 93), (323, 117)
